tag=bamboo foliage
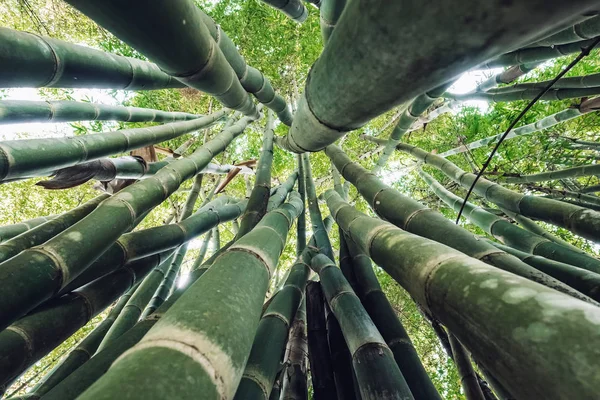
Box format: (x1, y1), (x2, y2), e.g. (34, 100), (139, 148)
(0, 100), (199, 125)
(0, 115), (256, 331)
(66, 0), (258, 116)
(0, 27), (184, 90)
(279, 0), (597, 152)
(77, 193), (303, 399)
(398, 142), (600, 242)
(324, 189), (600, 399)
(0, 109), (227, 181)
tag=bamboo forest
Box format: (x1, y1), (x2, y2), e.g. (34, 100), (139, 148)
(3, 0), (600, 399)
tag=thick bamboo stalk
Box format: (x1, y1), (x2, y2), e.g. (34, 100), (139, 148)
(483, 37), (599, 68)
(310, 254), (414, 399)
(399, 142), (600, 242)
(306, 280), (337, 400)
(346, 241), (442, 400)
(76, 193), (303, 399)
(0, 27), (184, 90)
(418, 168), (600, 277)
(0, 215), (55, 243)
(475, 63), (540, 93)
(485, 240), (600, 303)
(0, 114), (256, 331)
(0, 100), (199, 125)
(448, 85), (600, 103)
(0, 109), (227, 181)
(326, 144), (590, 301)
(22, 284), (139, 399)
(436, 100), (599, 158)
(236, 110), (275, 238)
(320, 0), (346, 42)
(448, 334), (485, 400)
(530, 15), (600, 47)
(0, 194), (108, 263)
(0, 252), (163, 390)
(66, 0), (258, 116)
(261, 0), (308, 22)
(324, 189), (600, 399)
(278, 0), (598, 152)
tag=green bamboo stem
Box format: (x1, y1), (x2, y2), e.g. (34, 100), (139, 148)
(260, 0), (308, 22)
(0, 109), (227, 181)
(186, 230), (213, 274)
(139, 251), (183, 320)
(23, 283), (140, 399)
(488, 73), (600, 94)
(278, 0), (597, 152)
(66, 0), (258, 116)
(436, 101), (598, 158)
(320, 0), (346, 42)
(346, 240), (442, 400)
(399, 142), (600, 242)
(302, 153), (334, 260)
(236, 110), (274, 239)
(374, 82), (454, 173)
(448, 334), (485, 400)
(195, 13), (293, 124)
(326, 144), (591, 301)
(530, 15), (600, 47)
(475, 63), (541, 93)
(499, 164), (600, 184)
(418, 168), (600, 278)
(0, 195), (108, 263)
(485, 239), (600, 303)
(0, 100), (199, 125)
(581, 183), (600, 193)
(483, 37), (599, 68)
(233, 237), (314, 399)
(305, 280), (338, 399)
(279, 299), (309, 400)
(0, 27), (184, 90)
(310, 254), (414, 399)
(95, 253), (176, 353)
(324, 189), (600, 399)
(60, 196), (241, 293)
(268, 172), (299, 212)
(528, 185), (600, 207)
(0, 115), (256, 331)
(0, 252), (163, 391)
(0, 215), (55, 243)
(77, 193), (303, 399)
(448, 85), (600, 103)
(296, 154), (307, 255)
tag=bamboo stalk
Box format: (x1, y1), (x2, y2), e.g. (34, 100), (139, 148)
(449, 334), (485, 400)
(0, 114), (257, 331)
(66, 0), (258, 116)
(260, 0), (308, 22)
(0, 27), (184, 90)
(77, 193), (303, 399)
(530, 15), (600, 47)
(487, 73), (600, 93)
(0, 215), (56, 243)
(296, 154), (307, 255)
(303, 153), (334, 260)
(324, 189), (600, 399)
(398, 142), (600, 242)
(320, 0), (346, 42)
(448, 85), (600, 103)
(278, 0), (598, 152)
(474, 63), (541, 93)
(500, 164), (600, 184)
(280, 299), (309, 400)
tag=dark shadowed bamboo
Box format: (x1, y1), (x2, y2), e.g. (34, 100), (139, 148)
(260, 0), (307, 22)
(237, 110), (274, 238)
(0, 194), (108, 263)
(324, 189), (600, 399)
(66, 0), (258, 116)
(280, 297), (309, 400)
(0, 253), (165, 391)
(474, 63), (540, 93)
(278, 0), (597, 152)
(22, 284), (139, 399)
(0, 100), (199, 125)
(399, 142), (600, 242)
(310, 254), (414, 400)
(448, 334), (485, 400)
(0, 115), (257, 331)
(297, 154), (307, 254)
(533, 185), (600, 207)
(77, 193), (303, 399)
(418, 168), (600, 278)
(320, 0), (346, 42)
(0, 109), (227, 181)
(345, 241), (441, 400)
(326, 144), (591, 302)
(0, 27), (184, 90)
(0, 215), (55, 243)
(306, 280), (338, 400)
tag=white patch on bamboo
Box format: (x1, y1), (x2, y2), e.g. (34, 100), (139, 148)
(502, 287), (537, 304)
(480, 279), (498, 289)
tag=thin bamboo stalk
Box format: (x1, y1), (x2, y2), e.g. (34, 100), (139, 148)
(448, 334), (485, 400)
(0, 215), (55, 243)
(296, 154), (307, 255)
(280, 299), (308, 400)
(77, 193), (303, 399)
(487, 73), (600, 93)
(529, 185), (600, 207)
(0, 100), (199, 125)
(260, 0), (308, 22)
(278, 0), (597, 152)
(268, 172), (299, 211)
(0, 114), (257, 331)
(66, 0), (258, 116)
(0, 27), (184, 90)
(0, 109), (227, 181)
(448, 85), (600, 102)
(474, 63), (541, 93)
(399, 142), (600, 242)
(303, 153), (334, 260)
(500, 164), (600, 184)
(324, 189), (600, 399)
